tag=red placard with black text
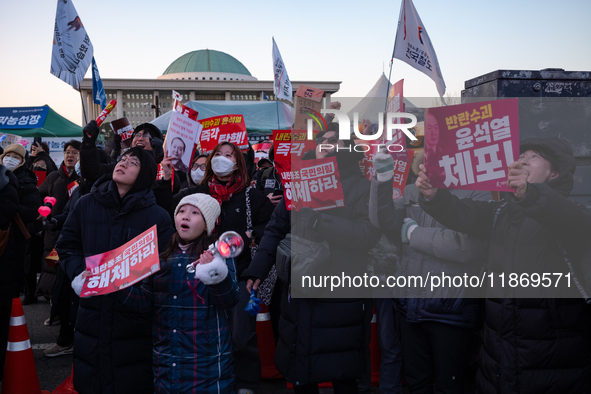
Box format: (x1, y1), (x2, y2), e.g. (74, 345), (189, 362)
(272, 130), (316, 161)
(80, 226), (159, 297)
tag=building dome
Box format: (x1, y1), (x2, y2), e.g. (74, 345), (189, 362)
(158, 49), (257, 81)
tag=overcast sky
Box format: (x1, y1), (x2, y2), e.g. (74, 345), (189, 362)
(1, 0), (590, 125)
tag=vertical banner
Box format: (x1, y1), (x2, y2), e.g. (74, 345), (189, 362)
(424, 98), (520, 192)
(392, 0), (446, 97)
(199, 115), (248, 154)
(272, 37), (293, 103)
(91, 57), (107, 110)
(51, 0), (94, 89)
(81, 226), (159, 297)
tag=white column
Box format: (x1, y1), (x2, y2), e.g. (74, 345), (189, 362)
(260, 90), (265, 101)
(86, 93), (94, 120)
(324, 93), (332, 109)
(225, 91), (231, 101)
(189, 91), (195, 101)
(116, 90), (123, 119)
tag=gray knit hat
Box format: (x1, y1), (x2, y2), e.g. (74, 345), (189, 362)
(174, 193), (221, 236)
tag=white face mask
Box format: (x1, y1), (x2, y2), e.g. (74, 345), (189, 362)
(75, 162), (81, 176)
(3, 156), (20, 171)
(211, 156), (236, 177)
(191, 168), (205, 184)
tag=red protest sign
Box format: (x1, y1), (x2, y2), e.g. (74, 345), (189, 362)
(274, 159), (293, 209)
(272, 130), (316, 161)
(33, 170), (46, 187)
(424, 99), (519, 192)
(356, 142), (414, 197)
(67, 180), (79, 199)
(173, 100), (198, 121)
(252, 142), (273, 164)
(199, 115), (248, 154)
(276, 157), (345, 211)
(110, 117), (134, 149)
(80, 226), (160, 297)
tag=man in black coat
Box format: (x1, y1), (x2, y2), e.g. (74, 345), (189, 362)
(56, 147), (174, 394)
(416, 137), (591, 394)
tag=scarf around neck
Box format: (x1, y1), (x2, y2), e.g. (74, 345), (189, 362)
(208, 175), (243, 205)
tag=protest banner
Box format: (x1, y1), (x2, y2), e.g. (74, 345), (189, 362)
(275, 157), (345, 211)
(0, 107), (49, 130)
(0, 132), (24, 150)
(67, 180), (79, 199)
(199, 114), (248, 154)
(165, 110), (202, 173)
(110, 117), (133, 149)
(356, 142), (414, 197)
(81, 225), (159, 297)
(252, 142), (273, 164)
(272, 130), (316, 161)
(293, 85), (325, 131)
(424, 98), (519, 192)
(173, 100), (199, 121)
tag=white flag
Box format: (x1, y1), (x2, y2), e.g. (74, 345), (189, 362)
(272, 37), (292, 103)
(392, 0), (446, 97)
(50, 0), (94, 90)
(172, 90), (182, 101)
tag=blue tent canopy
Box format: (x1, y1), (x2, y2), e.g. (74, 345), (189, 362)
(150, 100), (292, 136)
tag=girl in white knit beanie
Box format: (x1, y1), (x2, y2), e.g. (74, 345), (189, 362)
(117, 193), (240, 393)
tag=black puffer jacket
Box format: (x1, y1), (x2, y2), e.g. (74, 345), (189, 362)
(0, 168), (21, 308)
(56, 175), (174, 394)
(420, 137), (591, 394)
(254, 148), (380, 385)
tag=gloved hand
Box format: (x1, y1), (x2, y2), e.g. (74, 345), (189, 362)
(373, 150), (394, 182)
(71, 270), (90, 296)
(244, 289), (262, 316)
(401, 218), (419, 243)
(82, 120), (99, 145)
(299, 207), (321, 231)
(113, 132), (122, 145)
(150, 137), (164, 164)
(42, 217), (58, 231)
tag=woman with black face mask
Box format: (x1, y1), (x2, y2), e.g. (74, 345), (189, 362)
(170, 142), (275, 393)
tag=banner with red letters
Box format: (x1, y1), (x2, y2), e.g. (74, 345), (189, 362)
(199, 114), (248, 154)
(423, 98), (520, 192)
(80, 226), (159, 297)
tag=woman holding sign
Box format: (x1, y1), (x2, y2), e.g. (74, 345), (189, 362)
(56, 147), (174, 394)
(170, 142), (275, 393)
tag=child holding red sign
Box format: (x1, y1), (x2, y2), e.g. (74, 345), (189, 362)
(118, 193), (240, 394)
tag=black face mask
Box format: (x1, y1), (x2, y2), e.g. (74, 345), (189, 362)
(32, 166), (47, 172)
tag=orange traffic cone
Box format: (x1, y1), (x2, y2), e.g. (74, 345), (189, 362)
(52, 365), (78, 394)
(1, 298), (51, 394)
(255, 303), (282, 379)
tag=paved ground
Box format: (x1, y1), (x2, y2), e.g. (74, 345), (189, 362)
(3, 296), (386, 393)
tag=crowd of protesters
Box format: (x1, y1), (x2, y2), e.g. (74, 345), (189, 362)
(0, 113), (590, 394)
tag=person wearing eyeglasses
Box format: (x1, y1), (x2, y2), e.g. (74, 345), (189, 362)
(80, 121), (182, 210)
(56, 147), (174, 394)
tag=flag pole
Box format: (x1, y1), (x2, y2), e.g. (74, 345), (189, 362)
(79, 89), (88, 125)
(386, 0), (404, 111)
(275, 99), (281, 129)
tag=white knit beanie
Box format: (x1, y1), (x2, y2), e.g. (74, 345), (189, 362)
(174, 193), (221, 236)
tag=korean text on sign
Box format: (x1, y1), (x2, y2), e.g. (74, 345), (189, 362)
(272, 130), (316, 160)
(200, 114), (248, 154)
(424, 99), (520, 192)
(81, 226), (160, 297)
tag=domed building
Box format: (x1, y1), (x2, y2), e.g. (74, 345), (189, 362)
(157, 49), (258, 82)
(80, 49), (340, 130)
